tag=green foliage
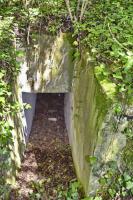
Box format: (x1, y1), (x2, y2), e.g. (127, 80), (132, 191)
(0, 5), (21, 198)
(72, 0), (133, 104)
(29, 180), (46, 200)
(28, 180), (82, 200)
(85, 155), (97, 166)
(96, 163), (133, 199)
(58, 181), (82, 200)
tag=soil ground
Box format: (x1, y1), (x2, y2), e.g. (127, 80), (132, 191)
(10, 93), (76, 200)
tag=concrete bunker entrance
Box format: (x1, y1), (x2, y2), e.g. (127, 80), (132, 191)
(28, 93), (68, 141)
(17, 92), (76, 198)
(22, 92), (70, 141)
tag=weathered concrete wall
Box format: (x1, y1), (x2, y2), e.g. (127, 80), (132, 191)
(22, 92), (37, 141)
(64, 52), (127, 196)
(89, 110), (127, 195)
(64, 93), (73, 145)
(64, 54), (107, 193)
(19, 33), (74, 93)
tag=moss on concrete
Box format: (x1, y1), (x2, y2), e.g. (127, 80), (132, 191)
(70, 52), (110, 194)
(20, 33), (74, 93)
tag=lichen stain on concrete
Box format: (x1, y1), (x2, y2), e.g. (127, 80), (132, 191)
(19, 33), (74, 93)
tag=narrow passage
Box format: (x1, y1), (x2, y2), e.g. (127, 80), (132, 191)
(11, 94), (76, 200)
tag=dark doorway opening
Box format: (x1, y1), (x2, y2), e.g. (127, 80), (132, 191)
(34, 93), (67, 141)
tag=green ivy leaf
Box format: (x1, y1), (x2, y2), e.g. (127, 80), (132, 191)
(123, 173), (131, 182)
(0, 97), (5, 104)
(108, 188), (116, 198)
(126, 181), (133, 190)
(85, 155), (97, 165)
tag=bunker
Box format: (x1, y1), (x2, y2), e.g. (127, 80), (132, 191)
(9, 33), (127, 196)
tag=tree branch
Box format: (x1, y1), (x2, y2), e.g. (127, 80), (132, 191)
(79, 0), (89, 21)
(76, 0), (81, 19)
(64, 0), (74, 22)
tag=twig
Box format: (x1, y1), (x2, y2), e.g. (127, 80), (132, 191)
(108, 23), (130, 52)
(64, 0), (74, 22)
(79, 0), (89, 21)
(76, 0), (81, 19)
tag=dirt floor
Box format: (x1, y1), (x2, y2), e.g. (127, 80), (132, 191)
(10, 93), (76, 200)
